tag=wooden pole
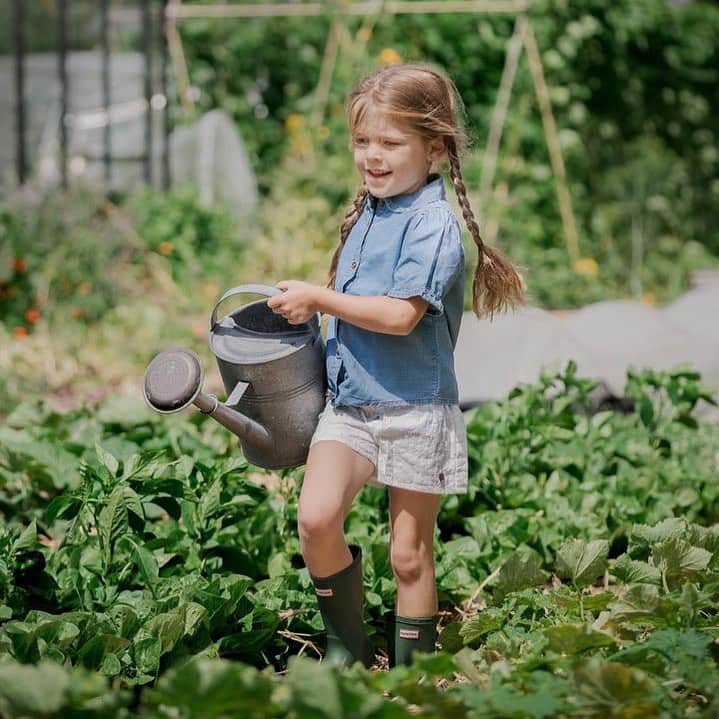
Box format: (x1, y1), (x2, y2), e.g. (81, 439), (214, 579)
(167, 1), (528, 20)
(479, 14), (526, 207)
(101, 0), (112, 187)
(12, 0), (27, 186)
(166, 0), (195, 111)
(523, 20), (581, 261)
(311, 15), (344, 128)
(58, 0), (68, 189)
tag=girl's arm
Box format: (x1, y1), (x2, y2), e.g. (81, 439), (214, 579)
(315, 287), (428, 335)
(267, 280), (428, 335)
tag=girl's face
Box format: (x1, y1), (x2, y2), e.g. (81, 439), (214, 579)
(351, 112), (444, 199)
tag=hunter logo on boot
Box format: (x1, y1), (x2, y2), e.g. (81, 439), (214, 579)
(315, 587), (333, 597)
(399, 628), (420, 639)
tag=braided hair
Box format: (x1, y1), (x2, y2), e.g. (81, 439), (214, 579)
(328, 63), (526, 318)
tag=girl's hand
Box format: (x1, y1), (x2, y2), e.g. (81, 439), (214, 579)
(267, 280), (321, 324)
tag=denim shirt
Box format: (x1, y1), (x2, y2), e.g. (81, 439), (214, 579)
(326, 174), (465, 407)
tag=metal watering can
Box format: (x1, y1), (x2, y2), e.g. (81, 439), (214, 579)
(143, 284), (327, 469)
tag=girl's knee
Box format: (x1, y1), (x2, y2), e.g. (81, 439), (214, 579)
(297, 501), (343, 544)
(390, 541), (432, 585)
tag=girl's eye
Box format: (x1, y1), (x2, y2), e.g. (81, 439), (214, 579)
(353, 137), (368, 146)
(383, 140), (400, 148)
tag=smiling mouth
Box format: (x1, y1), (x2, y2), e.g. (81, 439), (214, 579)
(366, 169), (391, 178)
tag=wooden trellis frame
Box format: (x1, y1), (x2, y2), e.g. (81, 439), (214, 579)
(164, 0), (580, 261)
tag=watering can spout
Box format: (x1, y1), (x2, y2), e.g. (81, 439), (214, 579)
(193, 392), (272, 449)
(142, 348), (272, 451)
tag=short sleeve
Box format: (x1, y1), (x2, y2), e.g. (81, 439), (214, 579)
(386, 208), (464, 314)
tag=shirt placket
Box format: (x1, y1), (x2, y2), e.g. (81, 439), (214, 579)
(335, 203), (379, 392)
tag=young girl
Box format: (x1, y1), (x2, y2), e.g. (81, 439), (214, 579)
(267, 63), (525, 669)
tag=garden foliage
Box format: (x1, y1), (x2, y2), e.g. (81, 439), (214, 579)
(1, 363), (718, 716)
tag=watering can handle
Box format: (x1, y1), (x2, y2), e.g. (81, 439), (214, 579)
(210, 284), (282, 330)
(209, 284), (323, 340)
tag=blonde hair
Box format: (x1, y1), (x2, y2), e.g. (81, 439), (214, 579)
(327, 63), (526, 319)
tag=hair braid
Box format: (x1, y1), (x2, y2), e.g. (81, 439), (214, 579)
(327, 185), (368, 289)
(447, 139), (526, 319)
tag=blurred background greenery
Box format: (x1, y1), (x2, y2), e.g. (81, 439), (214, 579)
(1, 0), (718, 413)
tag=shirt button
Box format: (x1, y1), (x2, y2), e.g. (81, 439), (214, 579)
(350, 260), (357, 269)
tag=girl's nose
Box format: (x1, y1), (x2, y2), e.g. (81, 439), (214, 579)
(367, 143), (382, 160)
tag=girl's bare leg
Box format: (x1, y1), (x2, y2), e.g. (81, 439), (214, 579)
(388, 487), (442, 616)
(297, 440), (375, 577)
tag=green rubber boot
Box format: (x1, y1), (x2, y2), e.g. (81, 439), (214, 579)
(385, 610), (438, 667)
(309, 544), (375, 669)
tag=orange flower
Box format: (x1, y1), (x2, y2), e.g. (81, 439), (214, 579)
(13, 326), (28, 338)
(379, 48), (401, 66)
(71, 307), (85, 319)
(13, 257), (27, 273)
(25, 307), (40, 324)
(158, 241), (174, 255)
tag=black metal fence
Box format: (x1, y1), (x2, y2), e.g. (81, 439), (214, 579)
(10, 0), (171, 192)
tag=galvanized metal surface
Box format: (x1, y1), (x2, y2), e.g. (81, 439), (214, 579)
(208, 285), (326, 469)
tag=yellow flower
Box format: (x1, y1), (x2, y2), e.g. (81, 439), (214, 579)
(572, 257), (599, 278)
(357, 27), (372, 43)
(290, 138), (311, 157)
(316, 125), (330, 140)
(642, 292), (655, 306)
(158, 241), (174, 256)
(285, 113), (305, 132)
(379, 48), (401, 66)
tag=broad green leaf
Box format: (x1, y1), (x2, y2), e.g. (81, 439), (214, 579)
(199, 479), (222, 520)
(122, 486), (145, 522)
(651, 539), (711, 589)
(494, 550), (546, 601)
(575, 658), (655, 710)
(77, 634), (130, 670)
(544, 623), (616, 655)
(143, 657), (277, 716)
(285, 656), (342, 719)
(46, 495), (82, 525)
(454, 672), (569, 718)
(459, 607), (509, 644)
(0, 659), (70, 715)
(611, 555), (662, 585)
(217, 608), (280, 662)
(100, 652), (122, 676)
(95, 443), (119, 476)
(132, 543), (159, 588)
(606, 584), (662, 625)
(556, 539), (609, 587)
(98, 486), (129, 562)
(177, 602), (209, 638)
(143, 611), (185, 654)
(134, 636), (162, 676)
(438, 622), (464, 654)
(630, 518), (688, 555)
(12, 520), (37, 552)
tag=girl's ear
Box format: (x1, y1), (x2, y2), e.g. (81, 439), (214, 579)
(427, 137), (446, 164)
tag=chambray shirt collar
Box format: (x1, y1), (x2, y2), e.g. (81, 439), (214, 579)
(365, 173), (445, 214)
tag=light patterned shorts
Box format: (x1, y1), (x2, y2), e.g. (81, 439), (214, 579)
(309, 399), (469, 495)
